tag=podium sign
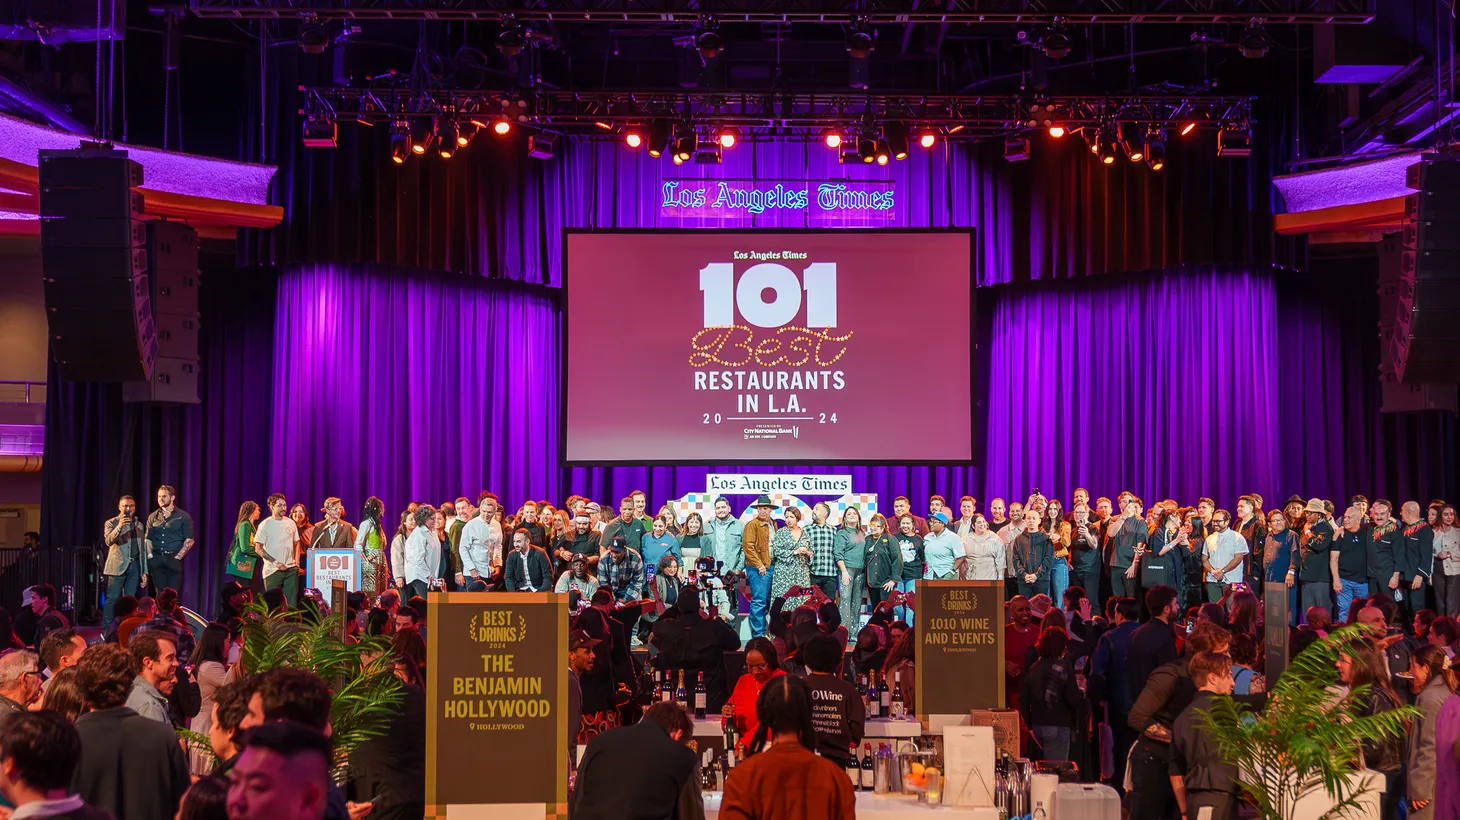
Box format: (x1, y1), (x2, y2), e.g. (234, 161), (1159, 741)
(914, 580), (1005, 717)
(306, 548), (360, 593)
(426, 592), (570, 817)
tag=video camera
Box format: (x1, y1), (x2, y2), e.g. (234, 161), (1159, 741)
(687, 557), (739, 619)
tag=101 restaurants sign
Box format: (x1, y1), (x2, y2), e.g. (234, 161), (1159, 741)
(660, 179), (896, 224)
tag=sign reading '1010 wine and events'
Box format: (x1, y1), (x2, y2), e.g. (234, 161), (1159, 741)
(426, 592), (569, 818)
(563, 230), (975, 464)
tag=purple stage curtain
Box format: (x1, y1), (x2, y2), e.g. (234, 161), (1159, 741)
(984, 264), (1457, 506)
(268, 264), (560, 510)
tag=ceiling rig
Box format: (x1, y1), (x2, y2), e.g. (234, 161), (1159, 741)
(302, 87), (1255, 168)
(193, 0), (1374, 24)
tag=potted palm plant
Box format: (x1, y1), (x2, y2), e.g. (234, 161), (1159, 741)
(181, 600), (404, 777)
(1197, 625), (1417, 820)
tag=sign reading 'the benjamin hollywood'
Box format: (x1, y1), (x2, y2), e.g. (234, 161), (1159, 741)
(915, 580), (1005, 716)
(426, 592), (569, 815)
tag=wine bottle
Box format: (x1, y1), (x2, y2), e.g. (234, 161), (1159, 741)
(676, 670), (688, 711)
(866, 671), (880, 718)
(860, 742), (875, 790)
(659, 669), (673, 703)
(845, 744), (859, 786)
(890, 670), (905, 719)
(878, 671), (891, 713)
(694, 671), (707, 719)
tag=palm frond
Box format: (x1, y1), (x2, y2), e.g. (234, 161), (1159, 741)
(238, 600), (405, 771)
(1196, 625), (1418, 820)
(176, 727), (217, 770)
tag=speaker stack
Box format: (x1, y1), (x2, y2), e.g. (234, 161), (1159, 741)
(122, 220), (201, 404)
(38, 148), (156, 383)
(1377, 156), (1460, 413)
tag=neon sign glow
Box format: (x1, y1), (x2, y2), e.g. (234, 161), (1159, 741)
(660, 180), (895, 218)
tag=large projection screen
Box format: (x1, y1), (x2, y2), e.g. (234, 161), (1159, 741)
(562, 229), (974, 464)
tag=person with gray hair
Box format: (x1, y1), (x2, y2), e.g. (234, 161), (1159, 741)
(0, 649), (41, 713)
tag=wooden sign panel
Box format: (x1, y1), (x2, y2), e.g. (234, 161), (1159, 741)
(914, 580), (1005, 717)
(426, 592), (569, 818)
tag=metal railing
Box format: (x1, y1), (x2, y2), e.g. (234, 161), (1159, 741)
(0, 381), (46, 405)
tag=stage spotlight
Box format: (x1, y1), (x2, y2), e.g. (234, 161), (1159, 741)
(646, 120), (672, 158)
(1180, 121), (1198, 137)
(410, 119), (433, 155)
(1095, 126), (1119, 165)
(672, 153), (685, 166)
(456, 121), (475, 147)
(1120, 123), (1143, 162)
(1238, 21), (1271, 59)
(1035, 22), (1071, 59)
(857, 136), (877, 164)
(695, 25), (724, 60)
(389, 122), (411, 164)
(594, 121), (614, 131)
(883, 123), (909, 160)
(838, 145), (861, 165)
(1145, 140), (1166, 171)
(947, 123), (965, 135)
(1217, 124), (1253, 157)
(302, 116), (337, 148)
(435, 118), (458, 151)
(918, 128), (936, 149)
(846, 24), (875, 59)
(625, 130), (643, 149)
(1003, 136), (1031, 162)
(528, 134), (556, 160)
(718, 126), (739, 149)
(874, 138), (891, 165)
(824, 129), (843, 149)
(298, 23), (331, 55)
(673, 124), (697, 162)
(1048, 124), (1066, 138)
(498, 22), (527, 57)
(492, 117), (512, 136)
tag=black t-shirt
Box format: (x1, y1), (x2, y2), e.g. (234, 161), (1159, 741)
(989, 519), (1010, 534)
(1335, 525), (1371, 582)
(805, 673), (865, 764)
(895, 534), (925, 580)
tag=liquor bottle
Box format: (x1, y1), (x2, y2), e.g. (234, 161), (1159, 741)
(694, 671), (707, 719)
(676, 670), (688, 711)
(659, 669), (673, 703)
(845, 744), (859, 786)
(878, 671), (891, 714)
(890, 671), (905, 719)
(860, 742), (875, 791)
(724, 740), (737, 771)
(866, 671), (880, 718)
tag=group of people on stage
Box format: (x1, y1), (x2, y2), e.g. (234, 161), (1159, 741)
(100, 484), (1459, 639)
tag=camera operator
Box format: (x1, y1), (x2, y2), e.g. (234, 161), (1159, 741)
(650, 590), (741, 713)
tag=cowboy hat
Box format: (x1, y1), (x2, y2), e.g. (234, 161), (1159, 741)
(753, 494), (776, 508)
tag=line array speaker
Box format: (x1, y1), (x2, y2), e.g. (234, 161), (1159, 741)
(38, 148), (155, 383)
(1382, 157), (1460, 386)
(123, 220), (202, 404)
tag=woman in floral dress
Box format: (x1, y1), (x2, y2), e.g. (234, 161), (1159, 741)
(770, 507), (814, 609)
(353, 496), (389, 599)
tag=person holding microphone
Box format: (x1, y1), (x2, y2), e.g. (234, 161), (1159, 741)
(102, 495), (148, 627)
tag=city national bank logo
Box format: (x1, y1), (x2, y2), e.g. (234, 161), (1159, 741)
(940, 591), (977, 612)
(469, 611), (527, 646)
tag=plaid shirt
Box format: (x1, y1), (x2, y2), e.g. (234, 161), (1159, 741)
(804, 522), (838, 577)
(602, 548), (644, 600)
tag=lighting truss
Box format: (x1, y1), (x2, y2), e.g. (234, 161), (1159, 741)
(301, 87), (1254, 140)
(192, 0), (1374, 24)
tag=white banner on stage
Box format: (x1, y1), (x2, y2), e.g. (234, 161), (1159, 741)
(706, 473), (853, 495)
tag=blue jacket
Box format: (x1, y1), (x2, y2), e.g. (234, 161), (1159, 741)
(1091, 621), (1139, 715)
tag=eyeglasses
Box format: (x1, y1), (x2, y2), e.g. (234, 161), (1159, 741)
(746, 661), (769, 672)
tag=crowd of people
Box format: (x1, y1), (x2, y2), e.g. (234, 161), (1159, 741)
(61, 482), (1460, 819)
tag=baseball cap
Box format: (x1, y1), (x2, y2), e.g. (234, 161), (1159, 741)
(610, 535), (627, 551)
(931, 511), (950, 525)
(569, 629), (601, 651)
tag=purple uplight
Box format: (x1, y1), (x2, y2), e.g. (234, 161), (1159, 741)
(1272, 152), (1423, 213)
(0, 112), (275, 205)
